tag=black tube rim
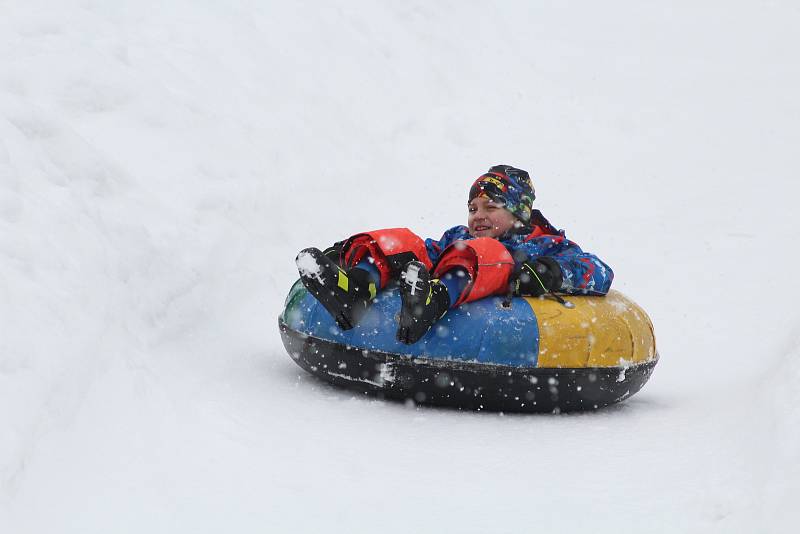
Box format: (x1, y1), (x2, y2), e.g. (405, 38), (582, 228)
(279, 319), (658, 413)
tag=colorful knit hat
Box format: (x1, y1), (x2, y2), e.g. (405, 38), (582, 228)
(468, 165), (535, 223)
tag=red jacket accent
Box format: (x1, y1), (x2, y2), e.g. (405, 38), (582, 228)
(342, 228), (432, 288)
(433, 237), (514, 306)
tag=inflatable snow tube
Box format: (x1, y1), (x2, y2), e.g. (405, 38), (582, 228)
(279, 279), (658, 413)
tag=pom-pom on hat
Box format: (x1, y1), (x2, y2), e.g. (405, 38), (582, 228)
(468, 165), (535, 223)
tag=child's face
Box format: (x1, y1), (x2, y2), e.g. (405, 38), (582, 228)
(468, 196), (518, 238)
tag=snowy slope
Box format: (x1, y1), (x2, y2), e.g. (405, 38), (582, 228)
(1, 1), (799, 532)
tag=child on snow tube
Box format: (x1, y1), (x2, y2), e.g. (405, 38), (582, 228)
(295, 165), (614, 344)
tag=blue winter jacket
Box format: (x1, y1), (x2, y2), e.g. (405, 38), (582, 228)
(424, 210), (613, 295)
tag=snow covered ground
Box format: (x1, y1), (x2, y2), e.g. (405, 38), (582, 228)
(1, 1), (799, 532)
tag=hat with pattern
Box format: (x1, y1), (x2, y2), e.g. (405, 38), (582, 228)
(468, 165), (535, 223)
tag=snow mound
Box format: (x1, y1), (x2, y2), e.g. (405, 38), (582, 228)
(1, 1), (799, 532)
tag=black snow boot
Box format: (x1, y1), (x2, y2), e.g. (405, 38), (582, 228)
(296, 247), (377, 330)
(396, 261), (450, 345)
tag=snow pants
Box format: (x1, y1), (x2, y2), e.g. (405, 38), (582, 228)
(338, 228), (514, 307)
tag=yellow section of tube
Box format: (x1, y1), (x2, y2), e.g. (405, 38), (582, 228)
(523, 290), (657, 368)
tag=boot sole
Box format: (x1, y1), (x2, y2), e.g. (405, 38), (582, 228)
(296, 248), (360, 330)
(397, 262), (430, 344)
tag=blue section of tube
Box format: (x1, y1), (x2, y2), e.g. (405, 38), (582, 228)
(281, 280), (539, 367)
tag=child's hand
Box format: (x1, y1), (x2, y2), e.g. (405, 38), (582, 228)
(513, 257), (563, 297)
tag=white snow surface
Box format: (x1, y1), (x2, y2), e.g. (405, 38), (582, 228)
(1, 1), (799, 532)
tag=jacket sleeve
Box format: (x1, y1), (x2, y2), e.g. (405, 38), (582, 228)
(512, 235), (614, 296)
(424, 225), (470, 267)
